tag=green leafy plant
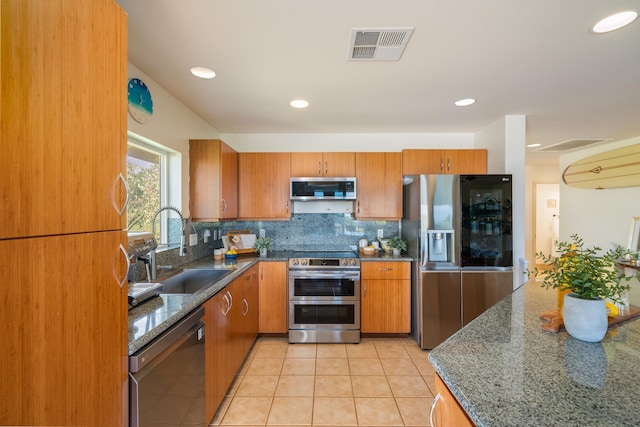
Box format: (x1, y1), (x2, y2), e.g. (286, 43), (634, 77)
(387, 236), (407, 253)
(534, 234), (638, 303)
(254, 237), (274, 252)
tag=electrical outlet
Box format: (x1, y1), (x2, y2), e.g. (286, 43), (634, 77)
(259, 229), (266, 238)
(377, 229), (384, 239)
(189, 233), (198, 246)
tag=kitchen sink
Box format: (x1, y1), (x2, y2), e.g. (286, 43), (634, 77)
(159, 269), (231, 294)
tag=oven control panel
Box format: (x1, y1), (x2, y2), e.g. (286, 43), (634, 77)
(289, 258), (360, 268)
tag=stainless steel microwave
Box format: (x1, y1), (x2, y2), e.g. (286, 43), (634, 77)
(290, 177), (356, 201)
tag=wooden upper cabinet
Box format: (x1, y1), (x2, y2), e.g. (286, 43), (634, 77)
(238, 153), (291, 219)
(402, 149), (487, 175)
(189, 139), (238, 221)
(0, 0), (128, 239)
(291, 152), (355, 177)
(355, 152), (402, 220)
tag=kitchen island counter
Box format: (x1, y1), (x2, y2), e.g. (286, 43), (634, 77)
(429, 281), (640, 427)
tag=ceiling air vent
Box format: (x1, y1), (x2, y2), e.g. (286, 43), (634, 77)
(348, 28), (414, 61)
(535, 138), (612, 153)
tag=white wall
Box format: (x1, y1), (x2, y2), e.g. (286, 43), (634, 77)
(559, 137), (640, 248)
(524, 162), (560, 268)
(476, 116), (527, 288)
(126, 63), (221, 216)
(220, 133), (474, 152)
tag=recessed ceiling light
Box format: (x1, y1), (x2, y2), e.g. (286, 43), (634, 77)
(454, 98), (476, 107)
(527, 143), (542, 148)
(290, 99), (309, 108)
(592, 11), (638, 33)
(190, 66), (216, 79)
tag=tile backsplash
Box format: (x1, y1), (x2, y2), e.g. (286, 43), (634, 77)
(129, 213), (399, 282)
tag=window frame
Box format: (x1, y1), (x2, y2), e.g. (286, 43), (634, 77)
(127, 131), (173, 244)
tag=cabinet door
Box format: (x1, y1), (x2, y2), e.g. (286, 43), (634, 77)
(258, 261), (288, 333)
(447, 149), (487, 174)
(0, 231), (128, 426)
(323, 152), (355, 176)
(0, 0), (127, 239)
(240, 265), (259, 353)
(204, 290), (230, 422)
(402, 149), (487, 175)
(433, 374), (475, 427)
(291, 152), (324, 176)
(361, 279), (411, 333)
(291, 152), (355, 176)
(239, 153), (291, 219)
(355, 152), (402, 219)
(189, 139), (238, 221)
(402, 149), (446, 174)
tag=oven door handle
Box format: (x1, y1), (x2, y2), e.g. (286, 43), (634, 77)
(289, 272), (360, 278)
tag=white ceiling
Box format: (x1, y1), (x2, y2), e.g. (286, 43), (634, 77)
(116, 0), (640, 165)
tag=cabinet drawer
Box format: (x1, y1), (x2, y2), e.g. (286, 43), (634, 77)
(361, 262), (410, 280)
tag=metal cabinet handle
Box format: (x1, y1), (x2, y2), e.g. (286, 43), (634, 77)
(364, 284), (367, 297)
(429, 393), (442, 427)
(325, 160), (328, 175)
(116, 243), (129, 288)
(227, 291), (233, 308)
(317, 161), (321, 176)
(286, 200), (290, 214)
(222, 198), (228, 213)
(379, 267), (393, 271)
(440, 158), (444, 172)
(222, 293), (231, 315)
(447, 158), (451, 171)
(112, 172), (130, 216)
(242, 299), (249, 316)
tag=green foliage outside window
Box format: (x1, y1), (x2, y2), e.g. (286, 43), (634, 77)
(126, 158), (160, 232)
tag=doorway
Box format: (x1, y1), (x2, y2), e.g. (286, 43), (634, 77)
(534, 183), (560, 270)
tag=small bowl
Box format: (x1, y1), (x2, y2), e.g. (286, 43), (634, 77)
(362, 247), (376, 255)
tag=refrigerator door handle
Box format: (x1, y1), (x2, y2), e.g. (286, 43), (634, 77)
(420, 228), (428, 268)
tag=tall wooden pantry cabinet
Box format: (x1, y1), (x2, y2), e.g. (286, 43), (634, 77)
(0, 1), (129, 425)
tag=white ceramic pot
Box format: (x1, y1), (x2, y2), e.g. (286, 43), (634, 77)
(259, 247), (268, 257)
(392, 248), (401, 256)
(562, 293), (608, 342)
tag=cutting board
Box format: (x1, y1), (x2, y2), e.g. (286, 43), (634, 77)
(540, 306), (640, 333)
(561, 143), (640, 189)
(224, 230), (257, 254)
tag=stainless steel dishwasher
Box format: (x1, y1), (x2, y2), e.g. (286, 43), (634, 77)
(129, 307), (206, 427)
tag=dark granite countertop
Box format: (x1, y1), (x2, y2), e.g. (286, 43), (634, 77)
(429, 281), (640, 427)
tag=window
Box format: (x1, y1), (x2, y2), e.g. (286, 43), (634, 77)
(126, 133), (178, 245)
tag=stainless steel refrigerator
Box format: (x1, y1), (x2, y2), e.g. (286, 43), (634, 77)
(402, 174), (514, 349)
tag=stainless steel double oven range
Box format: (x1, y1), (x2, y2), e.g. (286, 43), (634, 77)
(288, 248), (361, 343)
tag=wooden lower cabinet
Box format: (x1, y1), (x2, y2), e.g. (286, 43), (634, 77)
(204, 264), (259, 423)
(258, 261), (288, 333)
(0, 231), (128, 426)
(360, 261), (411, 333)
(433, 374), (475, 427)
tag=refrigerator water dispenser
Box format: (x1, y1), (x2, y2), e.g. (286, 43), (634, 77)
(427, 230), (453, 262)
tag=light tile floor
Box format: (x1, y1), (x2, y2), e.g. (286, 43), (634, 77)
(210, 336), (437, 427)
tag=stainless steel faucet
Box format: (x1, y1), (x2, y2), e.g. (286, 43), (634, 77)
(149, 206), (187, 280)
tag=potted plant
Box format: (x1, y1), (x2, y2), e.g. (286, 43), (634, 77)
(387, 236), (407, 256)
(535, 234), (639, 342)
(254, 237), (274, 257)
